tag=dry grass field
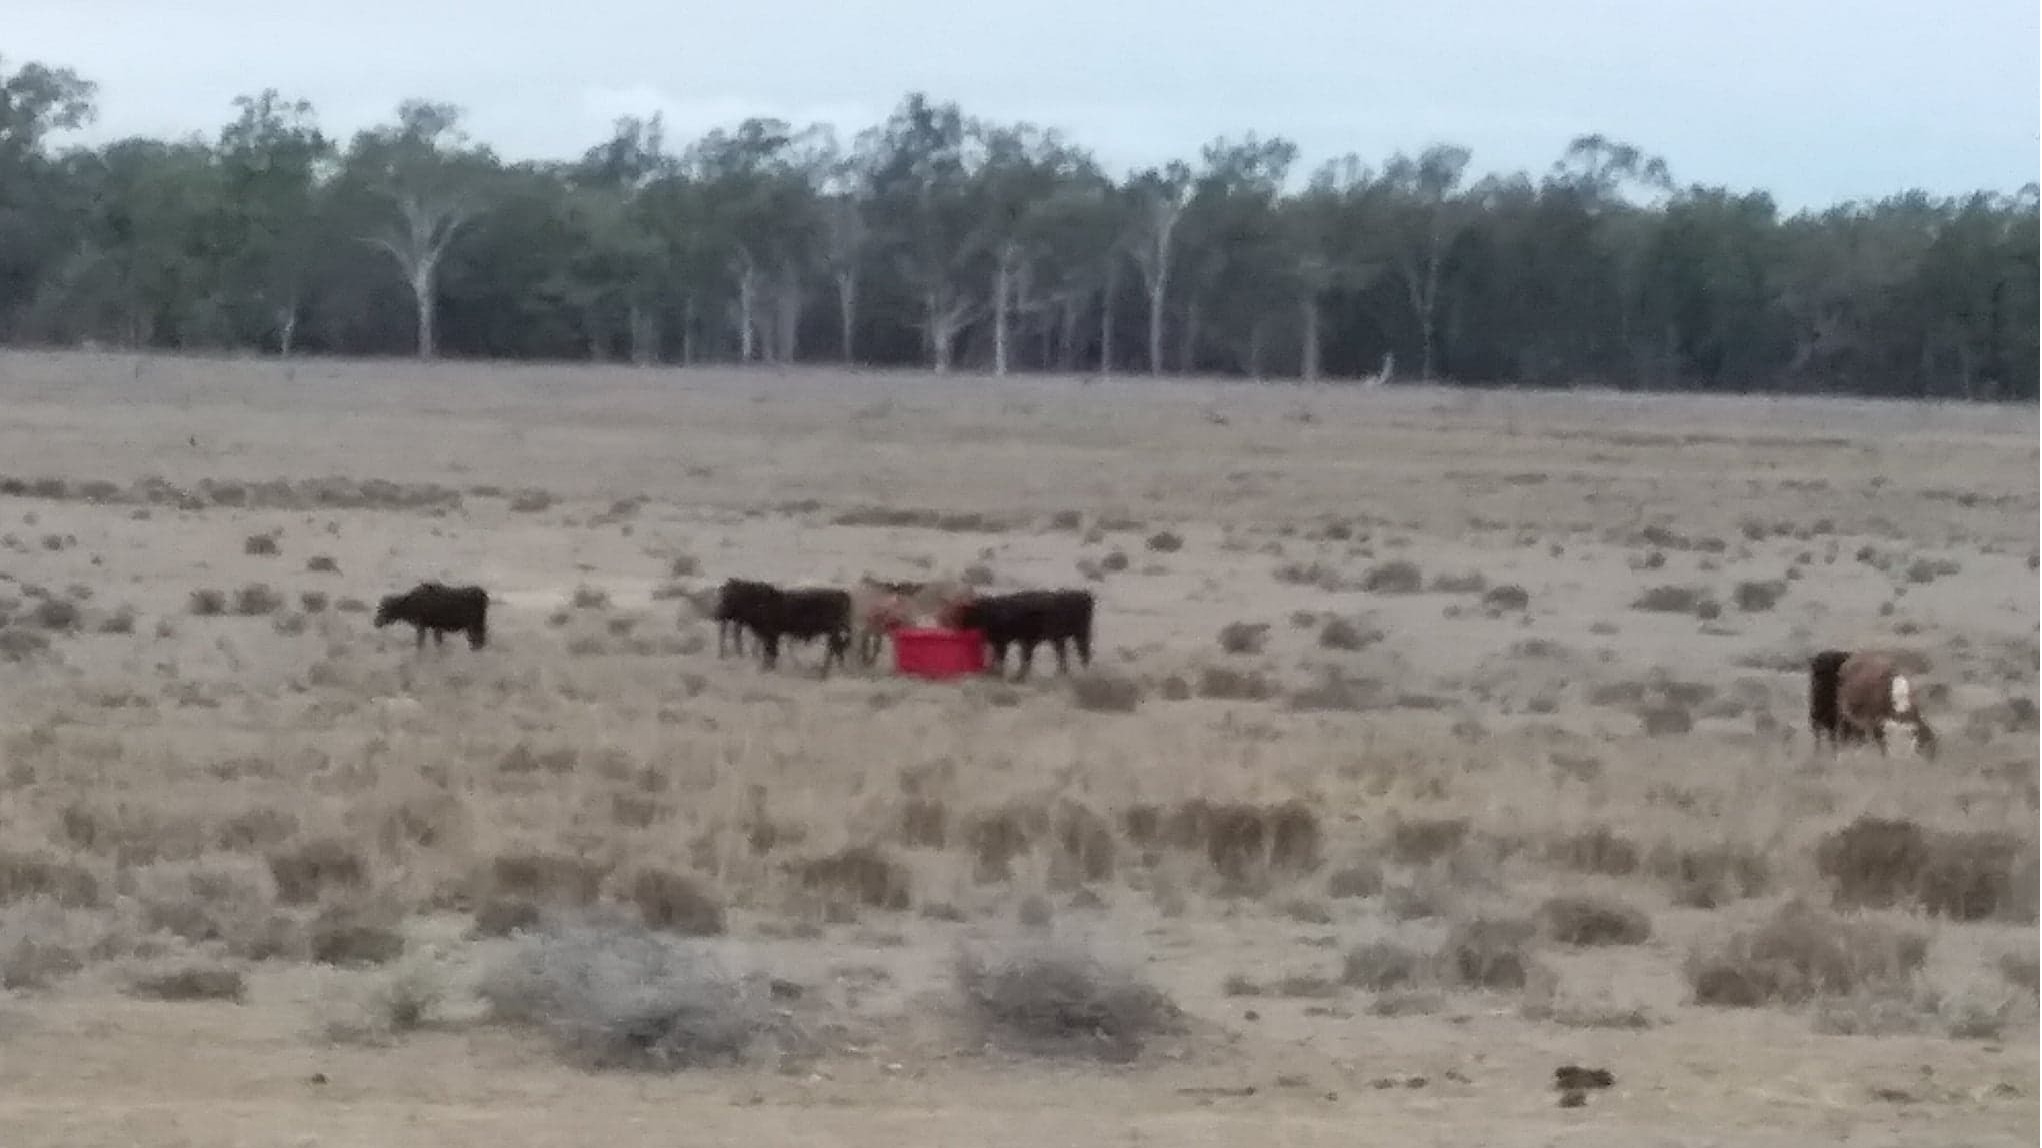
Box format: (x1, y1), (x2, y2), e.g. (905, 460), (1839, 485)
(0, 348), (2035, 1147)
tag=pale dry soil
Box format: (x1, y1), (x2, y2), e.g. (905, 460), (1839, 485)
(0, 350), (2035, 1147)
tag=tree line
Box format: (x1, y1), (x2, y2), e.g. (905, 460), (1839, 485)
(1, 57), (2034, 399)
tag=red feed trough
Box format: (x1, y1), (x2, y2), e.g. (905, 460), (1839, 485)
(892, 627), (986, 680)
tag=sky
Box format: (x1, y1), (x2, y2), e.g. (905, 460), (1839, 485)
(11, 0), (2039, 211)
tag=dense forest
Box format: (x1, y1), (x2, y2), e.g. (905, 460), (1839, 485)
(0, 57), (2034, 398)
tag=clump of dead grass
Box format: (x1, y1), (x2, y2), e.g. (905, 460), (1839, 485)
(1816, 816), (2038, 923)
(478, 912), (775, 1071)
(624, 867), (726, 936)
(953, 935), (1182, 1062)
(1361, 559), (1424, 594)
(794, 845), (911, 911)
(1685, 900), (1925, 1009)
(125, 959), (248, 1003)
(1069, 673), (1142, 713)
(1537, 894), (1652, 947)
(1216, 621), (1269, 655)
(1197, 665), (1275, 701)
(1631, 585), (1715, 615)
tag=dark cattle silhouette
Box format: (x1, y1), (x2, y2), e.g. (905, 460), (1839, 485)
(1808, 649), (1854, 748)
(949, 589), (1095, 681)
(1810, 648), (1937, 759)
(714, 578), (778, 658)
(374, 582), (489, 650)
(717, 581), (853, 677)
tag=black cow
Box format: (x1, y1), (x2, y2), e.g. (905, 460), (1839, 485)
(374, 582), (490, 650)
(714, 578), (779, 658)
(717, 581), (853, 677)
(951, 589), (1095, 681)
(1808, 649), (1855, 748)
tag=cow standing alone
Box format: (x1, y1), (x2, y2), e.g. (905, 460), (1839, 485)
(1809, 648), (1937, 759)
(375, 582), (490, 650)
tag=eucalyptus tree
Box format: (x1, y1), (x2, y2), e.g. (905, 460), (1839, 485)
(1380, 144), (1473, 381)
(1124, 161), (1192, 374)
(216, 90), (333, 354)
(345, 100), (496, 358)
(861, 93), (984, 372)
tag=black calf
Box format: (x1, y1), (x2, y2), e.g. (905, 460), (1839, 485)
(374, 582), (490, 650)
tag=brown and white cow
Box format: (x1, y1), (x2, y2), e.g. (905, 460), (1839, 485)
(1808, 648), (1937, 759)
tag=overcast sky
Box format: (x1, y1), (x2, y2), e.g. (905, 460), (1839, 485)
(12, 0), (2038, 210)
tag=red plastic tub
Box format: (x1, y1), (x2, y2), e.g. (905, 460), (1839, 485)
(891, 627), (987, 680)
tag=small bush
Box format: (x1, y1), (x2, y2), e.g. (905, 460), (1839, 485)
(668, 554), (701, 578)
(0, 627), (51, 662)
(1430, 571), (1488, 594)
(1318, 616), (1380, 651)
(954, 937), (1181, 1062)
(31, 598), (80, 631)
(1436, 917), (1540, 991)
(1733, 580), (1786, 612)
(795, 845), (911, 910)
(1145, 530), (1184, 553)
(243, 534), (279, 557)
(1341, 939), (1426, 991)
(1482, 584), (1530, 611)
(1817, 817), (2037, 923)
(1631, 585), (1711, 614)
(1686, 900), (1926, 1008)
(1538, 894), (1652, 947)
(1070, 673), (1142, 713)
(267, 838), (368, 905)
(125, 960), (247, 1003)
(1639, 704), (1694, 737)
(307, 902), (406, 966)
(626, 868), (725, 936)
(1388, 817), (1468, 865)
(1217, 621), (1269, 655)
(572, 585), (611, 610)
(1198, 665), (1274, 701)
(232, 584), (282, 616)
(1361, 560), (1423, 594)
(306, 555), (340, 573)
(1547, 826), (1640, 876)
(478, 914), (769, 1070)
(300, 591), (329, 614)
(97, 608), (137, 634)
(1325, 861), (1384, 899)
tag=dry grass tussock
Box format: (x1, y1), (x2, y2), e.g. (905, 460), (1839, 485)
(477, 912), (791, 1071)
(954, 933), (1182, 1062)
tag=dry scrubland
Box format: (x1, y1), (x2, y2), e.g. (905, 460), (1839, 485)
(0, 349), (2035, 1147)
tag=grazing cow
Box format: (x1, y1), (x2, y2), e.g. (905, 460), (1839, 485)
(714, 578), (778, 658)
(1810, 649), (1937, 759)
(718, 583), (853, 677)
(374, 582), (489, 650)
(949, 588), (1095, 681)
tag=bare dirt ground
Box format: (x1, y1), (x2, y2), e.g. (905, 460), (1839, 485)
(0, 349), (2034, 1147)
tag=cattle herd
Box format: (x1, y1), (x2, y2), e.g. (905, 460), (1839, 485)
(371, 577), (1936, 758)
(375, 574), (1097, 683)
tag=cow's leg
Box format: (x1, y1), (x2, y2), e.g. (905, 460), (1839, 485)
(1076, 629), (1093, 667)
(1015, 640), (1037, 682)
(985, 639), (1009, 678)
(760, 632), (780, 670)
(1052, 637), (1071, 675)
(414, 625), (427, 650)
(432, 628), (445, 648)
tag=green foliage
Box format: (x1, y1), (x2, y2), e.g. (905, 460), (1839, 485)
(0, 57), (2032, 400)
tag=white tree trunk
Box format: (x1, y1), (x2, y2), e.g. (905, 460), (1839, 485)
(736, 268), (757, 363)
(1300, 294), (1321, 383)
(835, 270), (857, 363)
(1058, 295), (1081, 372)
(773, 274), (801, 364)
(1100, 263), (1118, 376)
(276, 302), (298, 359)
(411, 263), (436, 359)
(1146, 277), (1168, 375)
(992, 258), (1012, 377)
